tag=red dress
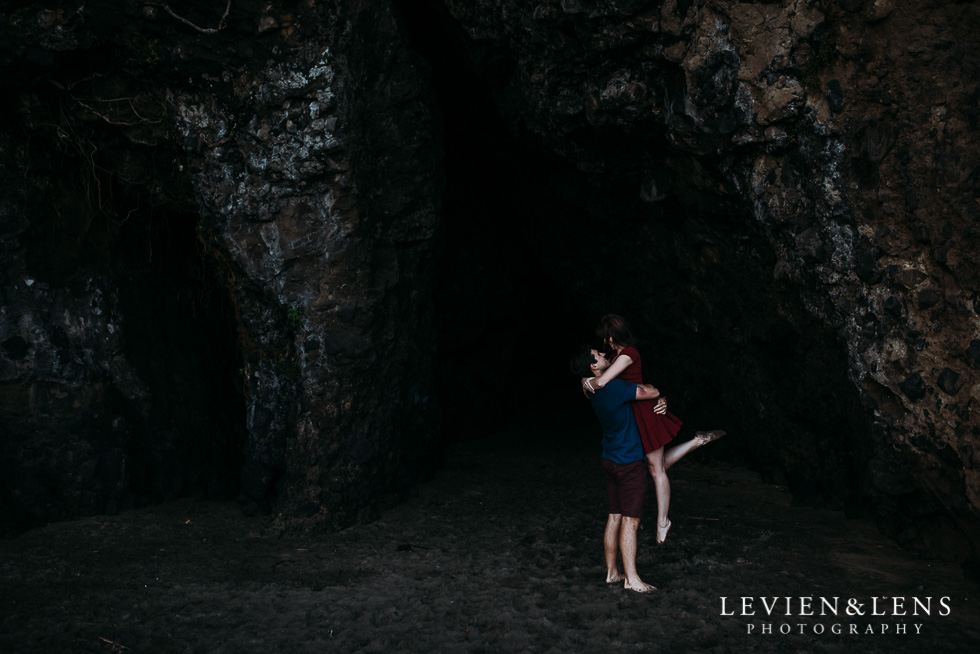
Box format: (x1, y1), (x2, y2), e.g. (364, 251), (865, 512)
(616, 346), (682, 453)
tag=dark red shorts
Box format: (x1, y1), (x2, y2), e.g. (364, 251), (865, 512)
(601, 459), (648, 518)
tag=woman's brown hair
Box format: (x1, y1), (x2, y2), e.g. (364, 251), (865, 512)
(596, 314), (637, 349)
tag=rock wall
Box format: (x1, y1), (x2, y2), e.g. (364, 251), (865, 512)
(436, 0), (980, 555)
(0, 0), (441, 533)
(167, 3), (443, 530)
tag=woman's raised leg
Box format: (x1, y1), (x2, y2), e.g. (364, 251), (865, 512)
(664, 430), (726, 471)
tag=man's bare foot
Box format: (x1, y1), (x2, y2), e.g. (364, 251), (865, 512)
(606, 571), (624, 584)
(656, 519), (671, 545)
(624, 579), (657, 593)
(695, 429), (727, 447)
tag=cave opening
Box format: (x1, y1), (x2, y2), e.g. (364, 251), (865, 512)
(395, 0), (877, 517)
(10, 121), (249, 522)
(394, 0), (719, 431)
(395, 0), (603, 442)
(0, 20), (253, 529)
(112, 202), (249, 507)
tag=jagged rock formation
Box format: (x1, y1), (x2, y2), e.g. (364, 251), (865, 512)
(1, 0), (978, 564)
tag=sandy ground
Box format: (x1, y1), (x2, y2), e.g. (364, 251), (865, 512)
(2, 422), (978, 653)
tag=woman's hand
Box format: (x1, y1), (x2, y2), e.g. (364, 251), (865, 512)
(581, 377), (596, 396)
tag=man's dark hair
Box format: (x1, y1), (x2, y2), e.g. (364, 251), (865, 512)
(569, 346), (597, 378)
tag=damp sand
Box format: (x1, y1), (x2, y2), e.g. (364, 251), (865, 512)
(2, 423), (978, 653)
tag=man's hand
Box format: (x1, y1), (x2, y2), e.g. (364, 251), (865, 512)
(653, 397), (667, 415)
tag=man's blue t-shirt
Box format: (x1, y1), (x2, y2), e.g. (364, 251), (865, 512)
(589, 379), (644, 465)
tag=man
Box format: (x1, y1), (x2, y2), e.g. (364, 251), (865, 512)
(570, 346), (666, 593)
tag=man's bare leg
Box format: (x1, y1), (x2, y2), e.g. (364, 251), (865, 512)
(620, 517), (656, 592)
(604, 513), (624, 583)
(663, 430), (727, 471)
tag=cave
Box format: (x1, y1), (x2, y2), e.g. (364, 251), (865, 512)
(111, 203), (249, 508)
(414, 0), (878, 517)
(4, 2), (976, 557)
(1, 115), (248, 529)
(1, 0), (979, 584)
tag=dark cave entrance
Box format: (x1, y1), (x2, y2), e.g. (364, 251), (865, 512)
(392, 0), (602, 441)
(12, 155), (249, 523)
(2, 31), (250, 521)
(396, 0), (877, 516)
(429, 79), (599, 439)
(113, 204), (248, 506)
(395, 0), (707, 438)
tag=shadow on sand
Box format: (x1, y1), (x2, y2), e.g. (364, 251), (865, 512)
(2, 423), (978, 653)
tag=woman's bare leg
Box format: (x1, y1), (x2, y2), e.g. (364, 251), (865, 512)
(646, 448), (671, 543)
(664, 430), (727, 471)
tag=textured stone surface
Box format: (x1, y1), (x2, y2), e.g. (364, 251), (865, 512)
(0, 0), (441, 533)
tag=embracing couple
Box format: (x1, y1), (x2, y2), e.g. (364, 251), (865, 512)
(570, 314), (725, 593)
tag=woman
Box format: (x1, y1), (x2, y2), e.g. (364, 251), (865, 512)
(586, 314), (725, 544)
